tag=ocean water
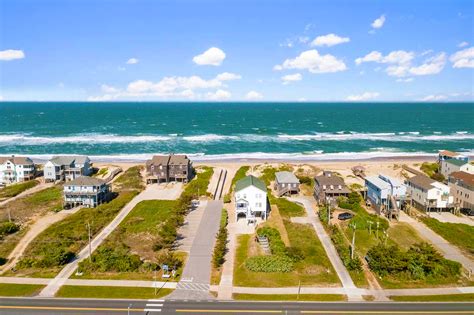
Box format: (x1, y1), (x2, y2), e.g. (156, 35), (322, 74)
(1, 102), (473, 161)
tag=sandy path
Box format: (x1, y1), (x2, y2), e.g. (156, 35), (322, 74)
(0, 182), (54, 207)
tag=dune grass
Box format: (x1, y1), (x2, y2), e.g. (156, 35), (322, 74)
(0, 180), (39, 199)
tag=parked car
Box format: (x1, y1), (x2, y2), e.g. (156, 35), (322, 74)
(338, 212), (353, 220)
(460, 208), (474, 216)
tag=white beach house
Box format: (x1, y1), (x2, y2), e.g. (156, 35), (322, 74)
(63, 176), (110, 208)
(234, 175), (268, 222)
(405, 174), (453, 211)
(44, 156), (92, 182)
(365, 174), (407, 211)
(440, 159), (473, 178)
(0, 156), (36, 186)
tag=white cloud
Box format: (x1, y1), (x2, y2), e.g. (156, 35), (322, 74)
(215, 72), (241, 81)
(101, 84), (119, 93)
(450, 47), (474, 68)
(193, 47), (226, 66)
(281, 73), (302, 84)
(458, 41), (469, 48)
(245, 91), (263, 100)
(0, 49), (25, 61)
(355, 51), (383, 65)
(383, 50), (415, 65)
(420, 94), (447, 101)
(346, 92), (379, 101)
(371, 15), (386, 29)
(207, 89), (231, 100)
(275, 49), (347, 74)
(310, 33), (350, 47)
(396, 78), (414, 83)
(409, 52), (446, 76)
(126, 58), (139, 64)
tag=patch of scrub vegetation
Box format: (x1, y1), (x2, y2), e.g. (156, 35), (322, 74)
(367, 243), (462, 289)
(14, 167), (144, 276)
(113, 165), (144, 191)
(56, 285), (173, 299)
(259, 164), (292, 186)
(224, 166), (250, 203)
(72, 167), (213, 280)
(0, 180), (39, 199)
(211, 209), (228, 284)
(268, 195), (305, 218)
(420, 162), (445, 182)
(421, 217), (474, 258)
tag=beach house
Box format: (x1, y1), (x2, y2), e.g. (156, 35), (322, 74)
(146, 154), (192, 183)
(405, 174), (453, 211)
(234, 175), (268, 222)
(63, 176), (110, 208)
(0, 156), (36, 186)
(438, 150), (468, 165)
(313, 171), (350, 205)
(274, 171), (300, 196)
(448, 171), (473, 211)
(440, 159), (473, 178)
(44, 156), (92, 182)
(365, 174), (406, 212)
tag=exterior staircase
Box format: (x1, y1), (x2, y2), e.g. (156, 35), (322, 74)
(257, 235), (271, 254)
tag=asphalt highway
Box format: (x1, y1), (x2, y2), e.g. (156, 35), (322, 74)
(0, 297), (473, 314)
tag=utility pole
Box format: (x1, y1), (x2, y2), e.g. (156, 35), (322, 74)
(154, 269), (157, 296)
(87, 222), (92, 262)
(367, 220), (373, 235)
(383, 230), (388, 246)
(376, 221), (380, 239)
(351, 223), (356, 260)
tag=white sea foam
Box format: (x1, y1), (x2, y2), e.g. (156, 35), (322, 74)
(0, 131), (473, 146)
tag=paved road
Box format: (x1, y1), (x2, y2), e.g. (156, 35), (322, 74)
(0, 298), (473, 314)
(168, 200), (223, 300)
(38, 186), (161, 297)
(289, 197), (362, 301)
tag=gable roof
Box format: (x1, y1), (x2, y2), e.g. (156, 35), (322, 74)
(235, 175), (267, 192)
(169, 154), (189, 165)
(406, 174), (436, 190)
(49, 155), (89, 166)
(445, 159), (468, 167)
(439, 150), (460, 158)
(314, 171), (346, 187)
(147, 155), (170, 166)
(449, 171), (474, 187)
(66, 176), (106, 186)
(275, 171), (299, 184)
(0, 156), (34, 165)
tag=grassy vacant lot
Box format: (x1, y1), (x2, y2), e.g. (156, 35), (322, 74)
(233, 293), (346, 301)
(0, 283), (44, 297)
(390, 294), (474, 302)
(14, 167), (144, 277)
(113, 165), (144, 191)
(270, 195), (305, 218)
(0, 180), (39, 199)
(0, 186), (63, 264)
(56, 285), (173, 299)
(421, 217), (474, 259)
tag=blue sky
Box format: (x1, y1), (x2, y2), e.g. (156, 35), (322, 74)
(0, 0), (473, 102)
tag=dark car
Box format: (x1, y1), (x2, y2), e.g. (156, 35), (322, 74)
(338, 212), (353, 220)
(460, 208), (474, 216)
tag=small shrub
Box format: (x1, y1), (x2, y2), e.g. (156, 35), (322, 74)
(245, 255), (294, 272)
(0, 221), (20, 237)
(156, 249), (183, 269)
(212, 210), (228, 268)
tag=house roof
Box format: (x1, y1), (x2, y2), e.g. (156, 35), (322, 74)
(169, 154), (189, 165)
(449, 171), (474, 187)
(445, 159), (468, 167)
(147, 155), (170, 166)
(406, 174), (436, 190)
(49, 155), (89, 166)
(235, 175), (267, 192)
(365, 176), (392, 190)
(314, 171), (346, 187)
(66, 176), (106, 186)
(275, 171), (299, 184)
(439, 150), (460, 157)
(0, 156), (34, 165)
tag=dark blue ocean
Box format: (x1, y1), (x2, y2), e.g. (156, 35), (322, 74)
(1, 102), (473, 161)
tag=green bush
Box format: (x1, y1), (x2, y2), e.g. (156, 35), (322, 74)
(367, 243), (461, 281)
(245, 255), (294, 272)
(79, 245), (142, 273)
(0, 221), (20, 237)
(296, 175), (313, 187)
(420, 162), (445, 181)
(338, 192), (389, 231)
(156, 249), (183, 269)
(212, 210), (228, 268)
(257, 227), (287, 256)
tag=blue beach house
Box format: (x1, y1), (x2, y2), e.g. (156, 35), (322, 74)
(365, 174), (407, 212)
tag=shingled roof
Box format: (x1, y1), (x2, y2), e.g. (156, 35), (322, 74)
(66, 176), (106, 186)
(235, 175), (267, 192)
(0, 156), (34, 165)
(406, 174), (436, 190)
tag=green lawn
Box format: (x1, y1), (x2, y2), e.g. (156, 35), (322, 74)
(0, 180), (39, 199)
(270, 196), (305, 218)
(233, 293), (347, 301)
(0, 283), (44, 297)
(421, 217), (474, 258)
(56, 285), (173, 299)
(390, 294), (474, 302)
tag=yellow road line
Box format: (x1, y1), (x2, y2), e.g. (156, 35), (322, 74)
(301, 311), (473, 314)
(0, 305), (144, 312)
(176, 310), (282, 313)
